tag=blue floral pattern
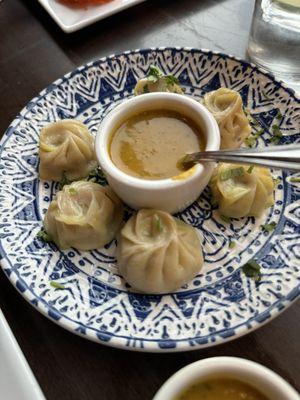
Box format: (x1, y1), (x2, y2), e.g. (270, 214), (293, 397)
(0, 48), (299, 352)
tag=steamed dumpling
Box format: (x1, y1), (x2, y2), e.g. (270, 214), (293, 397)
(210, 164), (275, 218)
(203, 88), (251, 149)
(118, 209), (203, 294)
(44, 181), (123, 250)
(39, 119), (97, 181)
(134, 66), (184, 95)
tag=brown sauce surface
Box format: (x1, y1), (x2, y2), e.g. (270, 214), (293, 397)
(109, 109), (205, 180)
(177, 378), (269, 400)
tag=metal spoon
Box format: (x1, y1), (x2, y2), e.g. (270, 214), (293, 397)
(181, 144), (300, 172)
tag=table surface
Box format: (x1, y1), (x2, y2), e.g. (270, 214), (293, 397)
(0, 0), (299, 399)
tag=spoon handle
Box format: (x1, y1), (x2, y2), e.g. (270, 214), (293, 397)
(182, 144), (300, 171)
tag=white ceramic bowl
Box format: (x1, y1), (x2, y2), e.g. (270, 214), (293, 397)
(153, 357), (300, 400)
(95, 93), (220, 213)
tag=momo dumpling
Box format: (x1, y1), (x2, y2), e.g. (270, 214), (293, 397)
(134, 66), (184, 95)
(44, 181), (123, 250)
(210, 164), (275, 218)
(39, 119), (97, 181)
(118, 209), (203, 294)
(203, 88), (251, 149)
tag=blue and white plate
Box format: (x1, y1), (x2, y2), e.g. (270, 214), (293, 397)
(0, 48), (299, 352)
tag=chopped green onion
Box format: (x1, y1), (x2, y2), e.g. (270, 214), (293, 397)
(50, 281), (65, 290)
(86, 167), (106, 185)
(242, 259), (261, 281)
(165, 75), (180, 86)
(261, 221), (276, 232)
(220, 167), (245, 181)
(256, 129), (265, 137)
(69, 188), (77, 195)
(154, 215), (163, 233)
(270, 125), (283, 144)
(276, 111), (282, 119)
(37, 229), (52, 243)
(147, 66), (163, 83)
(229, 241), (236, 249)
(244, 129), (264, 147)
(272, 126), (283, 137)
(247, 166), (254, 174)
(290, 177), (300, 183)
(270, 136), (281, 145)
(245, 136), (256, 147)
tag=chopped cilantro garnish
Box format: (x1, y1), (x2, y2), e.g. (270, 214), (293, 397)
(290, 177), (300, 183)
(147, 66), (163, 83)
(245, 136), (256, 147)
(58, 173), (72, 190)
(229, 241), (236, 249)
(69, 188), (77, 195)
(270, 125), (283, 144)
(256, 129), (265, 137)
(220, 167), (245, 181)
(37, 229), (52, 243)
(270, 136), (281, 145)
(244, 129), (264, 147)
(50, 281), (65, 290)
(86, 167), (106, 184)
(154, 215), (163, 233)
(221, 215), (231, 223)
(247, 166), (254, 174)
(261, 221), (276, 232)
(165, 75), (180, 86)
(276, 110), (282, 119)
(242, 259), (261, 281)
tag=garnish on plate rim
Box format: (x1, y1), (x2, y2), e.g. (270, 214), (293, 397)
(50, 281), (65, 290)
(242, 259), (261, 281)
(261, 221), (276, 232)
(37, 229), (52, 243)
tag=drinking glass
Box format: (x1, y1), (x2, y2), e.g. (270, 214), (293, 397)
(247, 0), (300, 93)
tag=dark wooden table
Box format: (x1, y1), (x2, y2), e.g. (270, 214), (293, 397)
(0, 1), (299, 399)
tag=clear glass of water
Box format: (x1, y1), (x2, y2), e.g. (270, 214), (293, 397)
(247, 0), (300, 93)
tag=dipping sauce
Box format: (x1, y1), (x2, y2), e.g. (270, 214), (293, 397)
(176, 378), (269, 400)
(109, 109), (205, 180)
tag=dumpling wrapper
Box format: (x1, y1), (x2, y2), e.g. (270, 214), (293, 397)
(39, 119), (97, 181)
(211, 164), (275, 218)
(118, 209), (203, 294)
(44, 181), (123, 250)
(203, 88), (251, 150)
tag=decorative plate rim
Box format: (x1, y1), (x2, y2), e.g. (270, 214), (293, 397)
(1, 47), (299, 353)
